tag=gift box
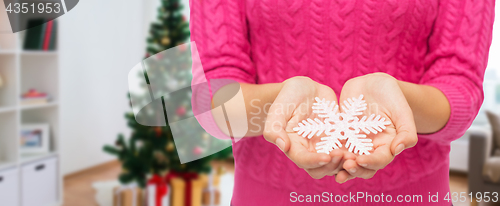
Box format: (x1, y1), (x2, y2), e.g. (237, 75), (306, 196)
(201, 189), (220, 206)
(201, 170), (222, 206)
(168, 173), (208, 206)
(113, 185), (144, 206)
(147, 174), (170, 206)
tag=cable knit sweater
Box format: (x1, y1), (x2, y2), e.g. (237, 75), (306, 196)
(190, 0), (494, 205)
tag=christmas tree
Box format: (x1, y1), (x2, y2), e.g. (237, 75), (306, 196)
(103, 0), (232, 188)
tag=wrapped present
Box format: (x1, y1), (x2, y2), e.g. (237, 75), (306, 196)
(202, 170), (222, 206)
(201, 189), (220, 206)
(113, 184), (144, 206)
(147, 174), (170, 206)
(166, 171), (208, 206)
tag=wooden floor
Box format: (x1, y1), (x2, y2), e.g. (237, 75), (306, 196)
(63, 162), (498, 206)
(63, 161), (122, 206)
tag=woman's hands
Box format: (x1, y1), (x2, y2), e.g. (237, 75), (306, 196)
(263, 76), (354, 179)
(214, 71), (443, 181)
(335, 73), (418, 183)
(264, 73), (420, 181)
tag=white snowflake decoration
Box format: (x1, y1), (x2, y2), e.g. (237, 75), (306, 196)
(293, 95), (391, 155)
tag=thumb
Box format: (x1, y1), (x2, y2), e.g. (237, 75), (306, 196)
(390, 105), (418, 156)
(391, 129), (417, 156)
(264, 127), (290, 153)
(264, 104), (291, 152)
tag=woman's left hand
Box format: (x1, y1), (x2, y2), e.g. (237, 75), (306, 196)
(335, 72), (418, 183)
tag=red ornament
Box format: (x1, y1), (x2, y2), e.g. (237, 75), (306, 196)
(154, 127), (162, 137)
(155, 53), (163, 60)
(193, 146), (203, 155)
(178, 44), (187, 52)
(176, 106), (186, 116)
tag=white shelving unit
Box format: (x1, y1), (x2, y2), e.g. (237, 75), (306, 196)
(0, 1), (62, 206)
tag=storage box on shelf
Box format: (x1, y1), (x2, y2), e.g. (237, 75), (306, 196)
(0, 1), (61, 205)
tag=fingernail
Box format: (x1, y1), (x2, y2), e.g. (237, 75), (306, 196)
(395, 144), (405, 156)
(341, 177), (352, 184)
(319, 162), (328, 166)
(360, 163), (368, 167)
(276, 138), (285, 152)
(348, 168), (357, 174)
(332, 156), (341, 164)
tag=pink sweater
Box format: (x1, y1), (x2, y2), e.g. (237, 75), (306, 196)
(190, 0), (494, 205)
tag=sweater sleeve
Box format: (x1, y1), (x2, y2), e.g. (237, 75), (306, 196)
(418, 0), (495, 144)
(189, 0), (256, 85)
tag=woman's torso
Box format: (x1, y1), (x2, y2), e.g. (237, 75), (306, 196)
(232, 0), (452, 205)
(246, 0), (438, 90)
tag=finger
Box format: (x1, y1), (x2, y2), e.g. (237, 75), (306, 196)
(391, 129), (418, 156)
(264, 103), (291, 152)
(343, 150), (357, 160)
(305, 163), (339, 179)
(305, 151), (344, 178)
(389, 103), (418, 156)
(329, 150), (346, 175)
(356, 144), (394, 170)
(288, 143), (331, 169)
(335, 170), (354, 184)
(343, 159), (376, 179)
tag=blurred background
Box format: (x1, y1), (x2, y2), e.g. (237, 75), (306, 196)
(0, 0), (500, 206)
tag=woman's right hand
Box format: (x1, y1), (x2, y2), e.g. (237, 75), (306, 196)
(263, 76), (353, 179)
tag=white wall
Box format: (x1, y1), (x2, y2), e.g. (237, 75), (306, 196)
(143, 0), (160, 41)
(487, 1), (500, 76)
(482, 2), (500, 114)
(59, 0), (144, 175)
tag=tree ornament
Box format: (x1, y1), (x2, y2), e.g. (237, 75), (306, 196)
(293, 95), (391, 155)
(178, 44), (187, 52)
(136, 140), (143, 148)
(193, 146), (203, 155)
(202, 133), (210, 140)
(176, 105), (186, 116)
(167, 78), (178, 90)
(154, 127), (162, 137)
(155, 151), (167, 163)
(161, 37), (171, 45)
(166, 142), (175, 152)
(155, 52), (163, 60)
